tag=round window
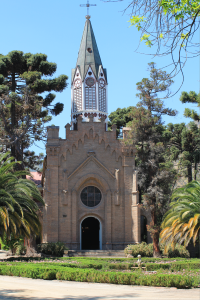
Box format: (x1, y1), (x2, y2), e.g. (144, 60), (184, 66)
(81, 186), (102, 207)
(86, 77), (95, 87)
(87, 47), (92, 53)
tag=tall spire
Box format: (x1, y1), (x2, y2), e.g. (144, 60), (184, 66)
(76, 16), (102, 80)
(71, 16), (108, 129)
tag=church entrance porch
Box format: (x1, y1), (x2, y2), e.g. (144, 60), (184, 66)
(81, 217), (101, 250)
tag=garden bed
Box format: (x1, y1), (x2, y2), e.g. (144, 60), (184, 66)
(0, 257), (199, 288)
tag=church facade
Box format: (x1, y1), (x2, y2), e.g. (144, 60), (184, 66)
(43, 16), (143, 250)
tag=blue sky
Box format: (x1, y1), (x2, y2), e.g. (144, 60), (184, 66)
(1, 0), (199, 155)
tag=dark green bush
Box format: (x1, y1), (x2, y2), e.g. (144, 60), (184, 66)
(43, 271), (57, 280)
(124, 242), (190, 258)
(124, 242), (153, 257)
(165, 244), (190, 258)
(37, 242), (67, 257)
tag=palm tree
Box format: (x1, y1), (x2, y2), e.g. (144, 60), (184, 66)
(160, 181), (200, 251)
(0, 152), (44, 239)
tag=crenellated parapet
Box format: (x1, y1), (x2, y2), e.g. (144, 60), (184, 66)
(47, 118), (135, 164)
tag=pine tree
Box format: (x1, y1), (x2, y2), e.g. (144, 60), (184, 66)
(166, 122), (200, 182)
(0, 51), (68, 169)
(108, 107), (133, 137)
(127, 62), (177, 257)
(180, 91), (200, 122)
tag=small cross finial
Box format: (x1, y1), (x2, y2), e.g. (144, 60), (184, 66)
(80, 0), (97, 17)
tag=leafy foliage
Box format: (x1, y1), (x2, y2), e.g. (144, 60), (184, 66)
(0, 152), (44, 239)
(108, 107), (133, 137)
(37, 242), (67, 257)
(160, 180), (200, 249)
(124, 242), (190, 258)
(124, 0), (200, 81)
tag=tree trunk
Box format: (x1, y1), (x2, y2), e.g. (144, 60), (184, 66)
(11, 71), (16, 159)
(153, 231), (161, 258)
(194, 162), (197, 181)
(151, 211), (162, 258)
(15, 140), (25, 173)
(187, 165), (192, 183)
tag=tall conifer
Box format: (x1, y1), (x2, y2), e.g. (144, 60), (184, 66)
(0, 51), (68, 169)
(128, 63), (177, 257)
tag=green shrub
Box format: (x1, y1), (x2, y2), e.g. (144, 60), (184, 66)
(124, 242), (190, 258)
(37, 242), (67, 257)
(124, 242), (153, 257)
(165, 244), (190, 258)
(43, 271), (57, 280)
(0, 235), (25, 253)
(14, 242), (26, 256)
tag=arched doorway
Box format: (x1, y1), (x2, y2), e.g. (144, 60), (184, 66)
(81, 217), (101, 250)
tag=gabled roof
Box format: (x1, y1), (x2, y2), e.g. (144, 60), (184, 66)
(76, 17), (102, 80)
(68, 155), (115, 180)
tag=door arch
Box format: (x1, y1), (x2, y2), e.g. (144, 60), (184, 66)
(80, 216), (102, 250)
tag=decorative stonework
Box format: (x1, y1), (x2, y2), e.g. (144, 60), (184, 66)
(47, 146), (60, 156)
(87, 150), (96, 157)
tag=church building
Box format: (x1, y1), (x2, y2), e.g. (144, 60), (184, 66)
(43, 15), (142, 250)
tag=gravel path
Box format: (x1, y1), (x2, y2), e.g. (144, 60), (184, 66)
(0, 275), (199, 300)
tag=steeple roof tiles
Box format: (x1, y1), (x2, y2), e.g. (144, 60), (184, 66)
(76, 18), (102, 80)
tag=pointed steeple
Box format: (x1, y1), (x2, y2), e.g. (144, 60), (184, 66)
(76, 16), (102, 79)
(71, 16), (108, 129)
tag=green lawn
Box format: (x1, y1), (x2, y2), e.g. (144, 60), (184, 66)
(0, 257), (199, 289)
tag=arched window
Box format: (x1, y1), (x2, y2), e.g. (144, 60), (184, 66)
(73, 86), (82, 112)
(99, 86), (106, 112)
(85, 86), (96, 110)
(141, 215), (147, 242)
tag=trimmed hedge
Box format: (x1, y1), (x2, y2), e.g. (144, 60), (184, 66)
(0, 264), (197, 288)
(124, 242), (190, 258)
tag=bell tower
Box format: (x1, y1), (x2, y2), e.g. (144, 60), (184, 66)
(71, 15), (108, 129)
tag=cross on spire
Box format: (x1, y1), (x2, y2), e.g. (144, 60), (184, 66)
(80, 0), (97, 17)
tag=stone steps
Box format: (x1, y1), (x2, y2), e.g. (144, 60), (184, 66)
(65, 250), (126, 257)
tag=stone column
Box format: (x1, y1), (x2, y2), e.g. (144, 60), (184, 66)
(65, 124), (71, 139)
(131, 170), (140, 243)
(62, 169), (68, 206)
(71, 190), (77, 249)
(96, 81), (99, 110)
(43, 126), (60, 242)
(122, 150), (134, 244)
(105, 191), (112, 249)
(66, 190), (72, 247)
(114, 169), (120, 206)
(49, 152), (59, 242)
